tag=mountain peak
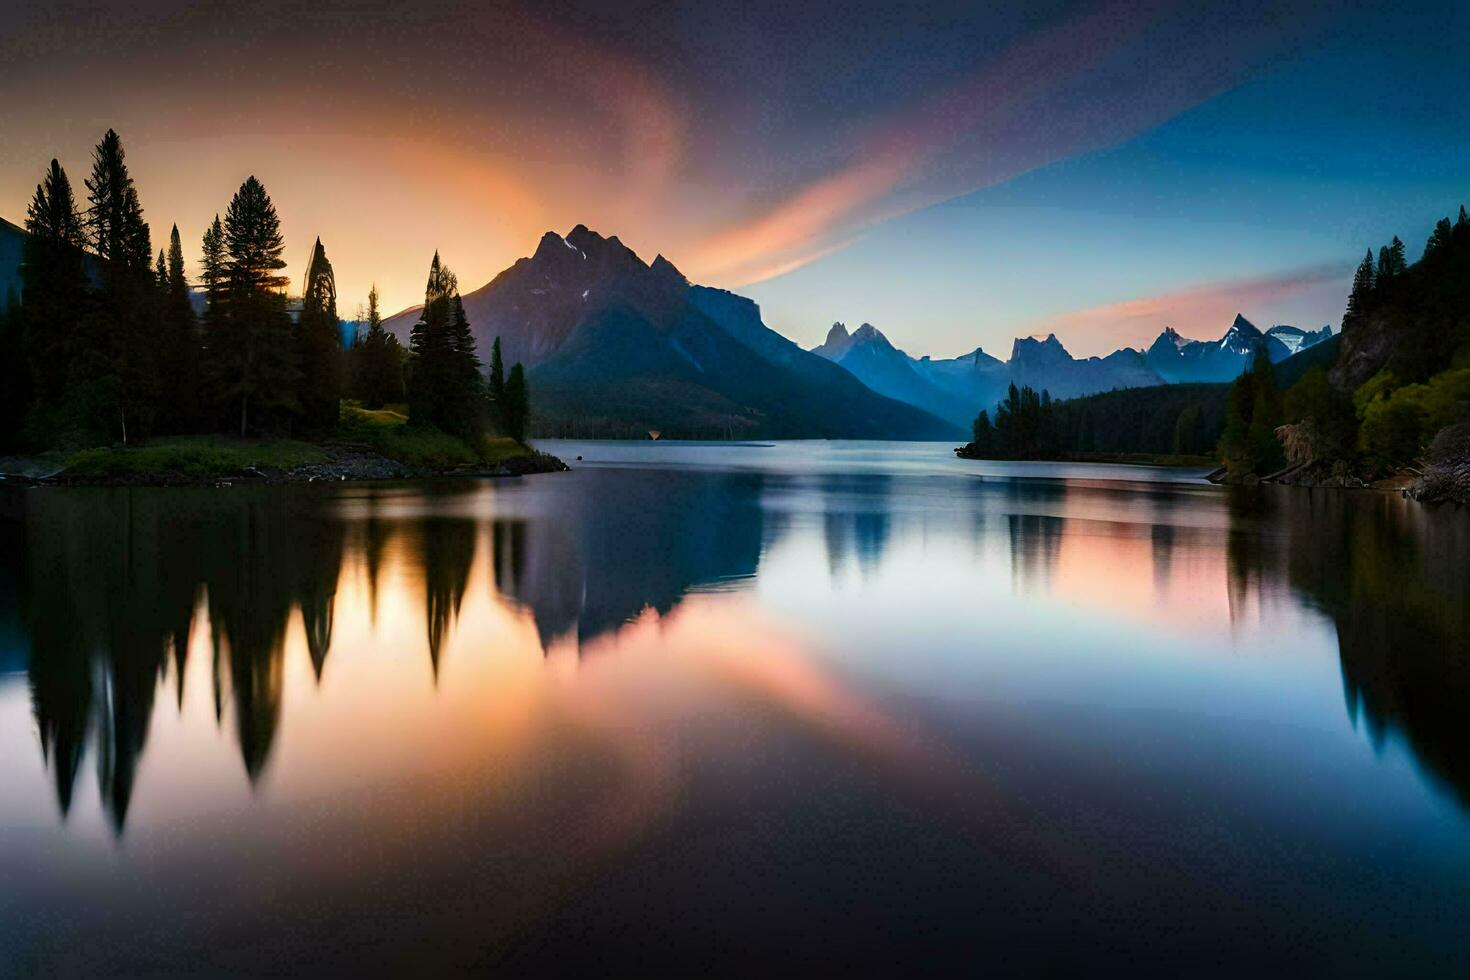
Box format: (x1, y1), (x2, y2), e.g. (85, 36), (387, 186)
(853, 322), (884, 342)
(1010, 333), (1068, 361)
(1229, 313), (1262, 336)
(825, 322), (850, 345)
(532, 230), (582, 263)
(650, 254), (688, 287)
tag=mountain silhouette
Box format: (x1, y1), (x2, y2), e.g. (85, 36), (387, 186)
(383, 227), (960, 439)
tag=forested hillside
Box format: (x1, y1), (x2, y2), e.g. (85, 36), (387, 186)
(958, 202), (1470, 498)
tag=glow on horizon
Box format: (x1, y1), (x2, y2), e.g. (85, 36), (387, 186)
(1, 1), (1465, 354)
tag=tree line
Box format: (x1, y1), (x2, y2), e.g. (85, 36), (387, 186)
(963, 381), (1227, 459)
(0, 128), (531, 454)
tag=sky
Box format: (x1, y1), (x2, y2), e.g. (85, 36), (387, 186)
(1, 0), (1467, 357)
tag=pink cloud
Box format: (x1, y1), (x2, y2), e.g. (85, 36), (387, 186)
(1034, 263), (1352, 356)
(685, 1), (1327, 286)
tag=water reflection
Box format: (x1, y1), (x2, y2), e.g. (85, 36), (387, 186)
(2, 467), (1469, 835)
(1225, 487), (1470, 810)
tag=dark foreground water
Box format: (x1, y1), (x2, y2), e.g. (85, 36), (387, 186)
(2, 441), (1468, 975)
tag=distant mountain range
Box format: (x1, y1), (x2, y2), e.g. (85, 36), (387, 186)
(1145, 316), (1332, 383)
(385, 226), (959, 439)
(811, 315), (1333, 428)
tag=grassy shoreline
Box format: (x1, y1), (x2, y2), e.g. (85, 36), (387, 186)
(3, 405), (567, 486)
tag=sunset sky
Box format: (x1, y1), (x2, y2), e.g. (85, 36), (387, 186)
(2, 0), (1466, 357)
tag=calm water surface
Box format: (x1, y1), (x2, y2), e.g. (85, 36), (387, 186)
(2, 440), (1468, 974)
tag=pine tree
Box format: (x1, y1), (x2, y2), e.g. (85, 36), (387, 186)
(1424, 218), (1454, 259)
(155, 250), (167, 287)
(21, 159), (87, 412)
(296, 237), (342, 433)
(201, 215), (225, 300)
(1455, 205), (1470, 246)
(1247, 346), (1284, 474)
(408, 253), (481, 441)
(156, 224), (200, 432)
(1219, 344), (1283, 478)
(487, 336), (506, 428)
(971, 409), (993, 449)
(502, 363), (529, 442)
(84, 130), (151, 270)
(1344, 249), (1376, 324)
(83, 129), (157, 443)
(1376, 245), (1392, 282)
(351, 285), (403, 409)
(1387, 236), (1407, 277)
(214, 176), (298, 436)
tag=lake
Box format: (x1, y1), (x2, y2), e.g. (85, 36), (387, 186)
(2, 441), (1468, 974)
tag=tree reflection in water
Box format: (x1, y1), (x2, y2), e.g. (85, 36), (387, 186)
(4, 472), (1469, 832)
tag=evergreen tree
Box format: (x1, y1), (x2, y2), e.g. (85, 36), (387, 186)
(156, 224), (200, 432)
(1377, 245), (1392, 282)
(1424, 218), (1453, 260)
(1455, 205), (1470, 245)
(296, 237), (342, 433)
(155, 250), (167, 287)
(1247, 348), (1284, 473)
(1219, 344), (1283, 478)
(971, 408), (993, 448)
(214, 176), (298, 436)
(408, 253), (481, 441)
(351, 285), (403, 409)
(502, 363), (530, 442)
(83, 129), (157, 443)
(1387, 235), (1407, 276)
(84, 130), (151, 269)
(200, 215), (225, 301)
(21, 159), (87, 413)
(1345, 249), (1375, 323)
(487, 336), (506, 428)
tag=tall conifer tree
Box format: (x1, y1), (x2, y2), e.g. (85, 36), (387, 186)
(502, 363), (529, 442)
(487, 336), (506, 428)
(1344, 249), (1375, 324)
(83, 129), (157, 442)
(296, 237), (342, 433)
(408, 253), (481, 440)
(156, 223), (200, 432)
(352, 285), (403, 408)
(21, 159), (87, 412)
(215, 176), (298, 435)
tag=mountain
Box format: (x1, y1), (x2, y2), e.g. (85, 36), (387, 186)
(810, 323), (980, 427)
(1266, 324), (1333, 355)
(813, 323), (1163, 427)
(386, 227), (960, 439)
(1146, 315), (1330, 383)
(1007, 333), (1162, 400)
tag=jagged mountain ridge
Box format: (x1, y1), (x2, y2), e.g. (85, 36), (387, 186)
(385, 226), (961, 439)
(813, 316), (1333, 427)
(1146, 315), (1332, 382)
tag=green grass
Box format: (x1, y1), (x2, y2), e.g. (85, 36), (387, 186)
(55, 407), (535, 481)
(62, 436), (327, 479)
(337, 403), (529, 469)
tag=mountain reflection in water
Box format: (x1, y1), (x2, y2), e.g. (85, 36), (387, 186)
(1, 449), (1468, 973)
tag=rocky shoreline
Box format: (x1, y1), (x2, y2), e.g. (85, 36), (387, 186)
(0, 443), (570, 488)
